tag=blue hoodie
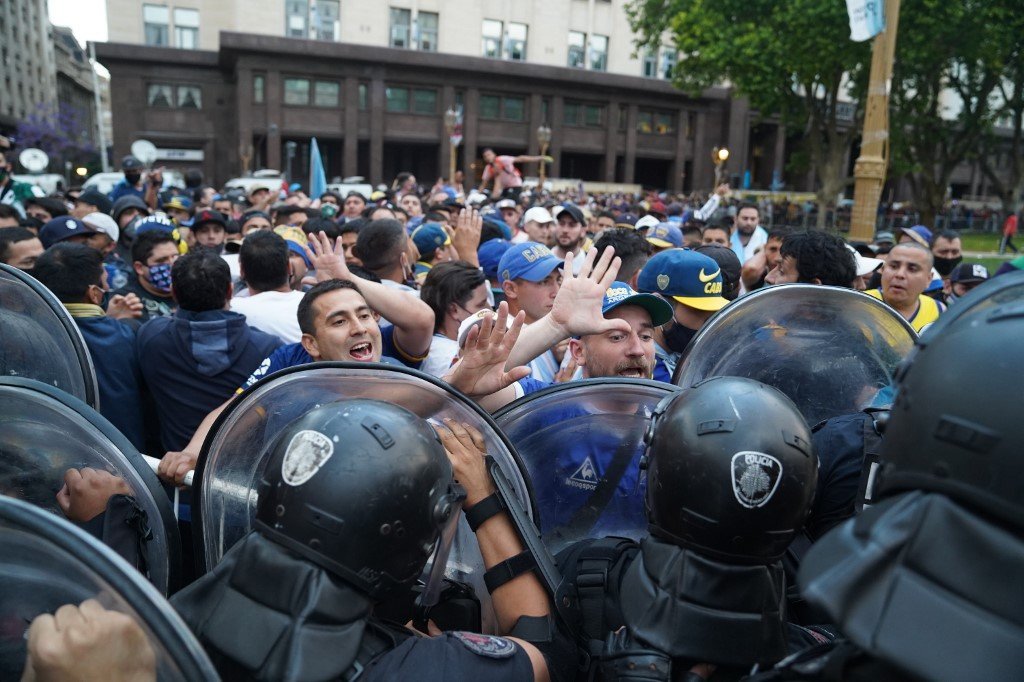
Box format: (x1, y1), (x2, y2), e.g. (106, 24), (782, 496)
(137, 309), (283, 451)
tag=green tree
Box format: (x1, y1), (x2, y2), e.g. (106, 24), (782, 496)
(889, 0), (1009, 228)
(628, 0), (870, 227)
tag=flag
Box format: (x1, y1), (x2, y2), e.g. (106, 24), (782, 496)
(846, 0), (885, 42)
(309, 137), (327, 198)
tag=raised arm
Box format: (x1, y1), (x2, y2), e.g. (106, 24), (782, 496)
(505, 246), (628, 369)
(305, 231), (435, 357)
(442, 302), (529, 412)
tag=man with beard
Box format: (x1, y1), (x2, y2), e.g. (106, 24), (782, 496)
(730, 201), (768, 264)
(446, 246), (672, 411)
(865, 242), (945, 332)
(552, 204), (589, 274)
(636, 249), (729, 381)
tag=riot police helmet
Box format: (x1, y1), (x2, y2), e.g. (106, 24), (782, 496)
(878, 302), (1024, 530)
(643, 376), (817, 562)
(255, 399), (464, 600)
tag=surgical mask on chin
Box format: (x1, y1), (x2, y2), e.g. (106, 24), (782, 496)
(147, 263), (173, 292)
(662, 320), (698, 354)
(933, 255), (962, 277)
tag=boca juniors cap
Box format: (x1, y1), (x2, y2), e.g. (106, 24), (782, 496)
(497, 241), (563, 284)
(601, 281), (673, 326)
(637, 249), (729, 312)
(645, 222), (684, 249)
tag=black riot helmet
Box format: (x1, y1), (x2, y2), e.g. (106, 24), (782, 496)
(255, 399), (464, 600)
(877, 302), (1024, 530)
(643, 376), (817, 563)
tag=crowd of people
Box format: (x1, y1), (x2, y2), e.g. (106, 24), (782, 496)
(2, 141), (1023, 680)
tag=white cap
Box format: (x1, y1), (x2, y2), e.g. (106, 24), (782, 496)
(523, 206), (554, 224)
(457, 309), (510, 347)
(635, 214), (660, 231)
(466, 190), (489, 206)
(846, 244), (883, 277)
(82, 212), (119, 243)
(496, 198), (517, 209)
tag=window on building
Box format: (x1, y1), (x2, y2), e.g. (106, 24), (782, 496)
(584, 104), (604, 127)
(661, 48), (677, 80)
(589, 34), (608, 71)
(541, 98), (549, 123)
(418, 11), (438, 51)
(284, 78), (311, 105)
(142, 5), (169, 46)
(314, 0), (340, 41)
(412, 88), (437, 114)
(177, 85), (201, 109)
(618, 105), (627, 131)
(504, 96), (525, 121)
(564, 101), (581, 126)
(654, 111), (675, 134)
(482, 19), (502, 58)
(173, 8), (198, 49)
(147, 83), (173, 107)
(508, 23), (527, 61)
(568, 31), (586, 68)
(286, 0), (308, 38)
(314, 80), (340, 107)
(358, 83), (368, 110)
(253, 74), (265, 103)
(637, 111), (653, 134)
(480, 94), (501, 119)
(642, 49), (657, 78)
(390, 8), (411, 48)
(385, 86), (409, 112)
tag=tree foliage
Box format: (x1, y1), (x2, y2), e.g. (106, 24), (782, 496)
(14, 102), (96, 166)
(628, 0), (871, 225)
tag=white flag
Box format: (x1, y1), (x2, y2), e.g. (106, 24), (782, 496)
(846, 0), (886, 42)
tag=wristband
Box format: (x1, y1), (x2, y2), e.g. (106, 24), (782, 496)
(483, 551), (537, 593)
(464, 493), (505, 532)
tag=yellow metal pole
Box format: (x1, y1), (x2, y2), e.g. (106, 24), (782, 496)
(849, 0), (901, 242)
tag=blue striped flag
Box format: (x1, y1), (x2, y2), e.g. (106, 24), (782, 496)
(309, 137), (327, 198)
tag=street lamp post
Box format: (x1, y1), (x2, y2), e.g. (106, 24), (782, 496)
(712, 146), (730, 185)
(537, 124), (552, 188)
(444, 107), (459, 185)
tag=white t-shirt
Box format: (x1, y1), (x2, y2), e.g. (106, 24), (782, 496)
(230, 290), (305, 343)
(421, 333), (460, 377)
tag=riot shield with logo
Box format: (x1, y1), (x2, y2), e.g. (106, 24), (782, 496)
(0, 495), (217, 680)
(0, 378), (180, 594)
(0, 263), (99, 408)
(494, 379), (680, 554)
(672, 285), (916, 426)
(194, 362), (537, 631)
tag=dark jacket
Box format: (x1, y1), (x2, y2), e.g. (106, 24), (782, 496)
(75, 315), (147, 451)
(137, 309), (282, 451)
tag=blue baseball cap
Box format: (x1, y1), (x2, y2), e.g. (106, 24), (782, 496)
(411, 222), (451, 257)
(39, 217), (100, 249)
(601, 281), (673, 326)
(637, 249), (729, 312)
(497, 241), (563, 284)
(133, 215), (178, 236)
(900, 225), (933, 247)
(645, 222), (684, 249)
(478, 238), (513, 280)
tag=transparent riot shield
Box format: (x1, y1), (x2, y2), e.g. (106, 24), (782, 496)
(673, 285), (917, 426)
(194, 362), (537, 631)
(0, 495), (216, 680)
(0, 263), (99, 408)
(494, 379), (680, 554)
(0, 378), (180, 594)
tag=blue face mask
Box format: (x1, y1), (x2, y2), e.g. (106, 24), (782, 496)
(148, 263), (173, 292)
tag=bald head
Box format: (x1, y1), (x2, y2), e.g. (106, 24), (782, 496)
(890, 242), (933, 268)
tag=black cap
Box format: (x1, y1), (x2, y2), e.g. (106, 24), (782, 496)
(556, 204), (585, 225)
(121, 155), (143, 171)
(949, 262), (989, 284)
(192, 208), (227, 229)
(76, 189), (113, 215)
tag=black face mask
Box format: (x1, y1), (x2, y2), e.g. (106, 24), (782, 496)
(933, 255), (962, 277)
(124, 172), (141, 185)
(662, 319), (698, 354)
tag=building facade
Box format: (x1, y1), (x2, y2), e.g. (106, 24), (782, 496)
(97, 31), (793, 192)
(105, 0), (683, 82)
(0, 0), (57, 135)
(53, 26), (99, 153)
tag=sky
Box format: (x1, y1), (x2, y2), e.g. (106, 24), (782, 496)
(49, 0), (109, 75)
(49, 0), (108, 45)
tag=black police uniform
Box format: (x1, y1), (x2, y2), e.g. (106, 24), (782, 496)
(553, 377), (829, 681)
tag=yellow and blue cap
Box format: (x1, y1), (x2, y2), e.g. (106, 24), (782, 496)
(637, 249), (729, 312)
